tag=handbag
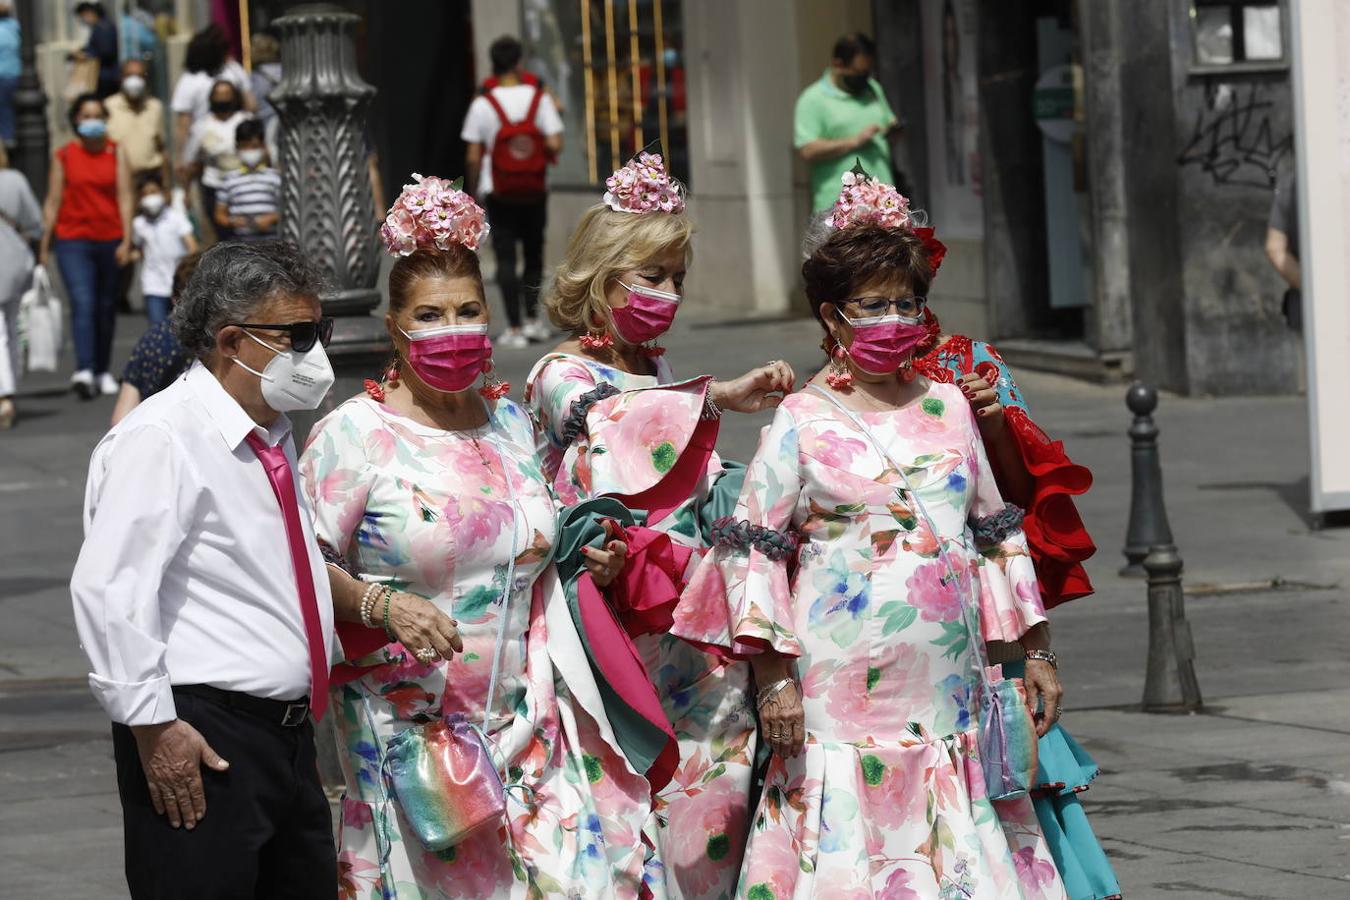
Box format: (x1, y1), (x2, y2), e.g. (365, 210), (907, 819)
(373, 411), (524, 851)
(806, 385), (1038, 800)
(18, 266), (61, 373)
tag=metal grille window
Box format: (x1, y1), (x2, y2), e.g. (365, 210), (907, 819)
(521, 0), (689, 189)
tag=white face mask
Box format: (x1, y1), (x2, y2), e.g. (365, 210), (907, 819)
(239, 149), (265, 168)
(122, 75), (146, 98)
(140, 193), (165, 216)
(232, 330), (335, 412)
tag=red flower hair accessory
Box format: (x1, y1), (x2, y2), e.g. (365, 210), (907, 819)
(913, 226), (947, 275)
(380, 173), (489, 256)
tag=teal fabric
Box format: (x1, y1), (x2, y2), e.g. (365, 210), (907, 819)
(1004, 660), (1121, 900)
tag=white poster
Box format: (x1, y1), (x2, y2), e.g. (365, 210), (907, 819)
(1291, 0), (1350, 515)
(920, 0), (983, 238)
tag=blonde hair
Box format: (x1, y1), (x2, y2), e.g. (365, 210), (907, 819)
(545, 204), (694, 333)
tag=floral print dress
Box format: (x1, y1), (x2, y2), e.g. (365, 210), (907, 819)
(300, 396), (653, 899)
(526, 352), (756, 900)
(674, 383), (1068, 899)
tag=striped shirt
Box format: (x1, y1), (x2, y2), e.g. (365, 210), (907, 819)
(220, 166), (282, 236)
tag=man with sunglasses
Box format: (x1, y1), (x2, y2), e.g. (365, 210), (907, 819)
(71, 241), (339, 898)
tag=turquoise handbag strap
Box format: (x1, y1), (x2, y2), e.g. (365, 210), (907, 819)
(805, 385), (995, 690)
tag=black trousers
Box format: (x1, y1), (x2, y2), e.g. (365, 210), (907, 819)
(112, 688), (335, 900)
(486, 194), (547, 328)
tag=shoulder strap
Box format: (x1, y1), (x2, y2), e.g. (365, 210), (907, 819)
(482, 89), (513, 126)
(804, 384), (993, 685)
(524, 85), (544, 124)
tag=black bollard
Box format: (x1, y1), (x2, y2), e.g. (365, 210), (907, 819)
(1120, 382), (1175, 577)
(1141, 541), (1202, 711)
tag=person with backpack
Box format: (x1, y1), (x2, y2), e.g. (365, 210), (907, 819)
(462, 35), (563, 349)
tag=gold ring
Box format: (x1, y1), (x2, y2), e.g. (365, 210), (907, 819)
(414, 647), (437, 663)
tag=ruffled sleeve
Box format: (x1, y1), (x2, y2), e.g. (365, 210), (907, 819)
(963, 400), (1049, 643)
(675, 404), (803, 658)
(524, 354), (603, 499)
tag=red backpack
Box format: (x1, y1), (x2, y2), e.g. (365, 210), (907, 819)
(483, 87), (548, 199)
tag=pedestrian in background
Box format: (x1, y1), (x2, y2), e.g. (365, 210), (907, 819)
(794, 33), (903, 214)
(1266, 168), (1301, 332)
(214, 118), (280, 242)
(181, 80), (248, 242)
(0, 142), (42, 429)
(38, 93), (133, 400)
(73, 2), (119, 99)
(171, 24), (253, 178)
(462, 35), (563, 349)
(106, 58), (167, 185)
(0, 0), (19, 153)
(249, 31), (283, 162)
(71, 240), (337, 899)
(130, 171), (195, 324)
(109, 251), (198, 426)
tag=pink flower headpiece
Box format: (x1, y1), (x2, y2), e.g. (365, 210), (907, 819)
(602, 151), (686, 215)
(829, 163), (947, 274)
(380, 173), (489, 256)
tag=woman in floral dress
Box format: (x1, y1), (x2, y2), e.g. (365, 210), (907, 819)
(301, 175), (650, 899)
(674, 172), (1069, 898)
(524, 153), (795, 900)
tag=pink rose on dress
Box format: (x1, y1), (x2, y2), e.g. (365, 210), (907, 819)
(879, 867), (922, 900)
(906, 559), (963, 623)
(1011, 845), (1060, 889)
(664, 776), (749, 898)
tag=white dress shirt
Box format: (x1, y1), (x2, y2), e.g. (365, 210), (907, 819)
(71, 363), (335, 726)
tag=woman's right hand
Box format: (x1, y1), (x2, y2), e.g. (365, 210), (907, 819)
(386, 592), (463, 662)
(759, 679), (806, 758)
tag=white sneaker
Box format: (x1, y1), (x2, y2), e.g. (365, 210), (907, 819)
(98, 373), (120, 396)
(71, 370), (95, 400)
(523, 318), (552, 342)
(498, 328), (530, 350)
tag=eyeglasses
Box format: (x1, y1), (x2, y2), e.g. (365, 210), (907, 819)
(231, 317), (334, 352)
(841, 295), (927, 317)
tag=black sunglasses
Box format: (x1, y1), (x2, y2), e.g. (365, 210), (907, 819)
(232, 317), (334, 352)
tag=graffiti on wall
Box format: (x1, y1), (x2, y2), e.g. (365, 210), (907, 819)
(1177, 82), (1293, 189)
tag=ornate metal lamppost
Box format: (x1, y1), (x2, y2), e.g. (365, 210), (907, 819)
(11, 0), (50, 196)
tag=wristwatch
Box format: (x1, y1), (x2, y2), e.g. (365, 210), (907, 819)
(1024, 648), (1058, 669)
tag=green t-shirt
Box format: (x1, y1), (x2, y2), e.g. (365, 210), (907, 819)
(794, 70), (897, 213)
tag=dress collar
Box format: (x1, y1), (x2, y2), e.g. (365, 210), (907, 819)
(186, 362), (292, 450)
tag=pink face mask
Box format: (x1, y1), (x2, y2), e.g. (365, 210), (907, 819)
(610, 282), (681, 345)
(842, 313), (929, 374)
(400, 323), (492, 393)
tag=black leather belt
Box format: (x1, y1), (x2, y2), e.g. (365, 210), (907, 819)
(175, 684), (311, 728)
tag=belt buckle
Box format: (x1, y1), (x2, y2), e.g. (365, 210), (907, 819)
(281, 702), (309, 727)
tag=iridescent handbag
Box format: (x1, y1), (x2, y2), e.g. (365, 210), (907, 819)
(807, 385), (1038, 800)
(384, 713), (506, 850)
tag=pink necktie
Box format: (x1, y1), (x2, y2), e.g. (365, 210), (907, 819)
(244, 431), (329, 720)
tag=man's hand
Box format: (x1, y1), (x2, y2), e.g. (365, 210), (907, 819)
(131, 719), (230, 830)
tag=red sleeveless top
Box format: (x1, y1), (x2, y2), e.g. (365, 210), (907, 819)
(54, 140), (122, 241)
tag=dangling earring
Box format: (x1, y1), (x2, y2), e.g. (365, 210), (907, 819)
(579, 330), (614, 351)
(825, 339), (854, 390)
(477, 359), (511, 401)
(898, 359), (918, 384)
(365, 356), (400, 401)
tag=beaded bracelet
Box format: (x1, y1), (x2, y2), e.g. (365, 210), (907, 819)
(359, 583), (382, 629)
(381, 587), (396, 641)
(701, 388), (723, 421)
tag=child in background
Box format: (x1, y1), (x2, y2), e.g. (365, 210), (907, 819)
(215, 118), (281, 241)
(110, 252), (200, 427)
(130, 172), (197, 325)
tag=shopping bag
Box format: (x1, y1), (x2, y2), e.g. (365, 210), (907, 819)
(63, 57), (99, 102)
(19, 265), (62, 372)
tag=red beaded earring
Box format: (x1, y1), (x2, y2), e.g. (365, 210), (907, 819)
(825, 342), (854, 390)
(477, 359), (511, 401)
(579, 331), (614, 351)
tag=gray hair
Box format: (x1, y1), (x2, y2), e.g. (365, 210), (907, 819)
(172, 241), (327, 358)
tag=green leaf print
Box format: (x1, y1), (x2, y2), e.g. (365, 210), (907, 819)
(861, 754), (886, 786)
(877, 601), (917, 636)
(701, 762), (728, 785)
(582, 754), (604, 783)
(865, 666), (882, 692)
(921, 397), (945, 417)
(747, 884), (777, 900)
(455, 584), (495, 623)
(651, 441), (677, 472)
(932, 620), (970, 660)
(706, 832), (730, 861)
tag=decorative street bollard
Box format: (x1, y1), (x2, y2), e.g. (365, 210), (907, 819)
(1120, 382), (1174, 577)
(1141, 541), (1203, 711)
(271, 3), (388, 787)
(271, 2), (389, 447)
(11, 0), (50, 197)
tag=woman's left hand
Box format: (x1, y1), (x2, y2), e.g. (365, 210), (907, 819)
(582, 520), (629, 589)
(114, 240), (133, 266)
(958, 373), (1005, 437)
(711, 360), (796, 414)
(1022, 658), (1062, 737)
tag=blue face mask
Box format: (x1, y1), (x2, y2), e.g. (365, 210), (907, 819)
(76, 119), (107, 140)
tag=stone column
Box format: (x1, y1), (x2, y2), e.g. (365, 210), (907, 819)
(272, 3), (389, 442)
(11, 0), (50, 198)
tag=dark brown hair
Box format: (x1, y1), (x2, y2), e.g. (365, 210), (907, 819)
(387, 245), (485, 314)
(801, 224), (933, 325)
